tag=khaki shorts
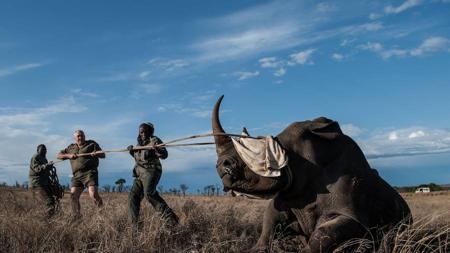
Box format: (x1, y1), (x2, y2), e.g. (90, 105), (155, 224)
(71, 169), (98, 188)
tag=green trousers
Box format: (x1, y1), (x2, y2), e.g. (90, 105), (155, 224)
(32, 186), (56, 218)
(128, 168), (178, 225)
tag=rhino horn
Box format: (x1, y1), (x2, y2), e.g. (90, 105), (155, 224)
(212, 95), (233, 156)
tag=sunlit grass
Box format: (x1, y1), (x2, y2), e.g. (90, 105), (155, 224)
(0, 189), (449, 252)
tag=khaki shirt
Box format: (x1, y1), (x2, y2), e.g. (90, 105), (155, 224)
(60, 140), (102, 173)
(29, 153), (50, 188)
(132, 136), (167, 175)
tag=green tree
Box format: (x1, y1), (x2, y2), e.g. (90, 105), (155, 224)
(180, 184), (188, 196)
(115, 178), (126, 192)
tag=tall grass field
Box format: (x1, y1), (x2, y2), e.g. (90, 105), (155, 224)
(1, 189), (449, 252)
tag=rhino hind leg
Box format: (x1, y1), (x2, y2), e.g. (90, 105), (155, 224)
(308, 215), (371, 253)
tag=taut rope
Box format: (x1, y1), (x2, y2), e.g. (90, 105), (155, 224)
(50, 132), (261, 164)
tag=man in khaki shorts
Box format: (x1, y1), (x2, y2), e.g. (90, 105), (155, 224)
(57, 130), (105, 217)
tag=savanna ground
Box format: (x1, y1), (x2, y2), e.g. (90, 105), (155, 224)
(0, 189), (449, 253)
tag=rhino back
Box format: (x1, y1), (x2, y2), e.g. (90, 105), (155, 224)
(275, 119), (410, 233)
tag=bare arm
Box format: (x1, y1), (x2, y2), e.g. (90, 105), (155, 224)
(57, 152), (77, 160)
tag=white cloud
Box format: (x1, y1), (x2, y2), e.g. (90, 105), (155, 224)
(410, 36), (450, 56)
(0, 96), (86, 127)
(380, 49), (409, 59)
(157, 103), (211, 118)
(315, 2), (337, 12)
(288, 49), (316, 65)
(340, 38), (356, 47)
(358, 37), (450, 59)
(0, 96), (88, 184)
(188, 91), (217, 104)
(146, 58), (190, 73)
(159, 59), (190, 72)
(359, 42), (383, 52)
(139, 83), (162, 94)
(409, 130), (425, 139)
(369, 13), (382, 20)
(332, 53), (344, 61)
(258, 57), (288, 77)
(130, 83), (162, 98)
(259, 57), (281, 68)
(70, 88), (99, 98)
(139, 70), (151, 79)
(341, 124), (363, 137)
(156, 90), (217, 118)
(193, 24), (302, 62)
(344, 22), (384, 35)
(0, 131), (71, 183)
(191, 1), (348, 62)
(274, 68), (286, 77)
(360, 22), (384, 32)
(384, 0), (424, 14)
(356, 127), (450, 161)
(0, 63), (45, 78)
(99, 58), (190, 84)
(233, 71), (259, 81)
(389, 132), (399, 140)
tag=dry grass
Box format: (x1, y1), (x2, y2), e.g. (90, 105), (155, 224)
(0, 189), (449, 252)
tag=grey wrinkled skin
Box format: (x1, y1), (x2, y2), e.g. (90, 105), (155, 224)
(212, 96), (411, 253)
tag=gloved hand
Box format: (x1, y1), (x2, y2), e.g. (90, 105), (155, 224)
(154, 147), (163, 157)
(127, 145), (134, 155)
(146, 148), (157, 159)
(45, 162), (54, 170)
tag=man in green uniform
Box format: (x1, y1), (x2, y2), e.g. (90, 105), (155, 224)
(127, 122), (178, 228)
(29, 144), (57, 218)
(57, 130), (105, 217)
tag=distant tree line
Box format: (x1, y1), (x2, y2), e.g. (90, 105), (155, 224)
(96, 181), (224, 196)
(394, 183), (449, 193)
(2, 180), (449, 195)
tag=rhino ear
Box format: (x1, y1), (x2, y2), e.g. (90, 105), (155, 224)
(307, 118), (343, 167)
(241, 127), (250, 137)
(310, 117), (342, 140)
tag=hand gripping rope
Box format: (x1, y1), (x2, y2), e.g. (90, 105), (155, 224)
(50, 132), (262, 165)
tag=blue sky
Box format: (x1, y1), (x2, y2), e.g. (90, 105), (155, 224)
(1, 0), (450, 191)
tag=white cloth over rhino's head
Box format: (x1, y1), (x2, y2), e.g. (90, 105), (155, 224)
(231, 131), (288, 178)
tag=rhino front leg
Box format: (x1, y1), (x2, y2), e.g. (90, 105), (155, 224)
(251, 198), (292, 252)
(308, 215), (367, 253)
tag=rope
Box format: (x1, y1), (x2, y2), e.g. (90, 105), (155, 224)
(161, 132), (261, 146)
(49, 132), (254, 164)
